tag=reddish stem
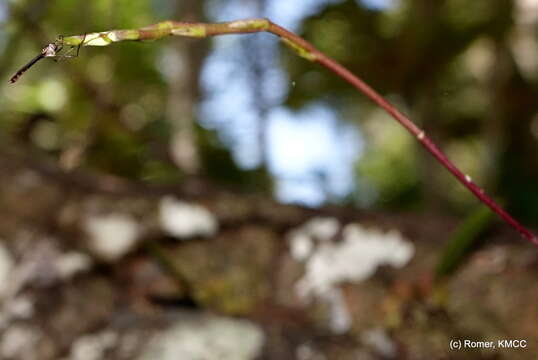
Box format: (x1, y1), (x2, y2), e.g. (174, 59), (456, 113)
(268, 22), (538, 245)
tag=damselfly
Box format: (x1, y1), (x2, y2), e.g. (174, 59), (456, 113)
(9, 34), (86, 84)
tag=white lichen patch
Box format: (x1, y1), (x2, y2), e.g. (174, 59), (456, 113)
(0, 243), (14, 299)
(0, 295), (35, 330)
(1, 325), (41, 359)
(296, 223), (414, 297)
(5, 296), (34, 320)
(289, 233), (314, 261)
(321, 288), (352, 334)
(288, 217), (340, 260)
(56, 252), (93, 280)
(85, 213), (140, 261)
(138, 315), (264, 360)
(300, 217), (340, 241)
(288, 220), (413, 334)
(159, 196), (218, 239)
(361, 328), (398, 359)
(69, 331), (118, 360)
(5, 242), (92, 298)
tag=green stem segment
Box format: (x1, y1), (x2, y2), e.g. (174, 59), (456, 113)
(62, 18), (537, 245)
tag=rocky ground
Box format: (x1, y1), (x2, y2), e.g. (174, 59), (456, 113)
(1, 153), (537, 360)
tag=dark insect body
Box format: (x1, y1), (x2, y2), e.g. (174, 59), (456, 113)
(9, 34), (85, 84)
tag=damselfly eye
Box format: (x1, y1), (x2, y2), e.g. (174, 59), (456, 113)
(43, 43), (58, 57)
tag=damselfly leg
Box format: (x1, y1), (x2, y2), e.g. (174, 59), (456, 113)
(53, 34), (86, 60)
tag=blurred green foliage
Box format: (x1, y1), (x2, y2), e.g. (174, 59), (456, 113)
(1, 0), (537, 225)
(284, 0), (538, 223)
(436, 205), (495, 278)
(1, 0), (272, 193)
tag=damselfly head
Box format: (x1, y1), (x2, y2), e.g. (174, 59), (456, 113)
(42, 43), (59, 57)
(9, 34), (77, 84)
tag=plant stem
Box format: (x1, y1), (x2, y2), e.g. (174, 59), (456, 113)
(60, 18), (537, 245)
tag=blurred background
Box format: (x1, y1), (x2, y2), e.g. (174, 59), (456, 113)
(2, 0), (537, 216)
(0, 0), (538, 359)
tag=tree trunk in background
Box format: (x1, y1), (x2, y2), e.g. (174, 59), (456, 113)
(487, 3), (538, 225)
(494, 46), (538, 223)
(399, 0), (448, 212)
(166, 0), (207, 175)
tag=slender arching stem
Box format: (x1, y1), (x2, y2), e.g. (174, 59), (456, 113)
(41, 18), (538, 245)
